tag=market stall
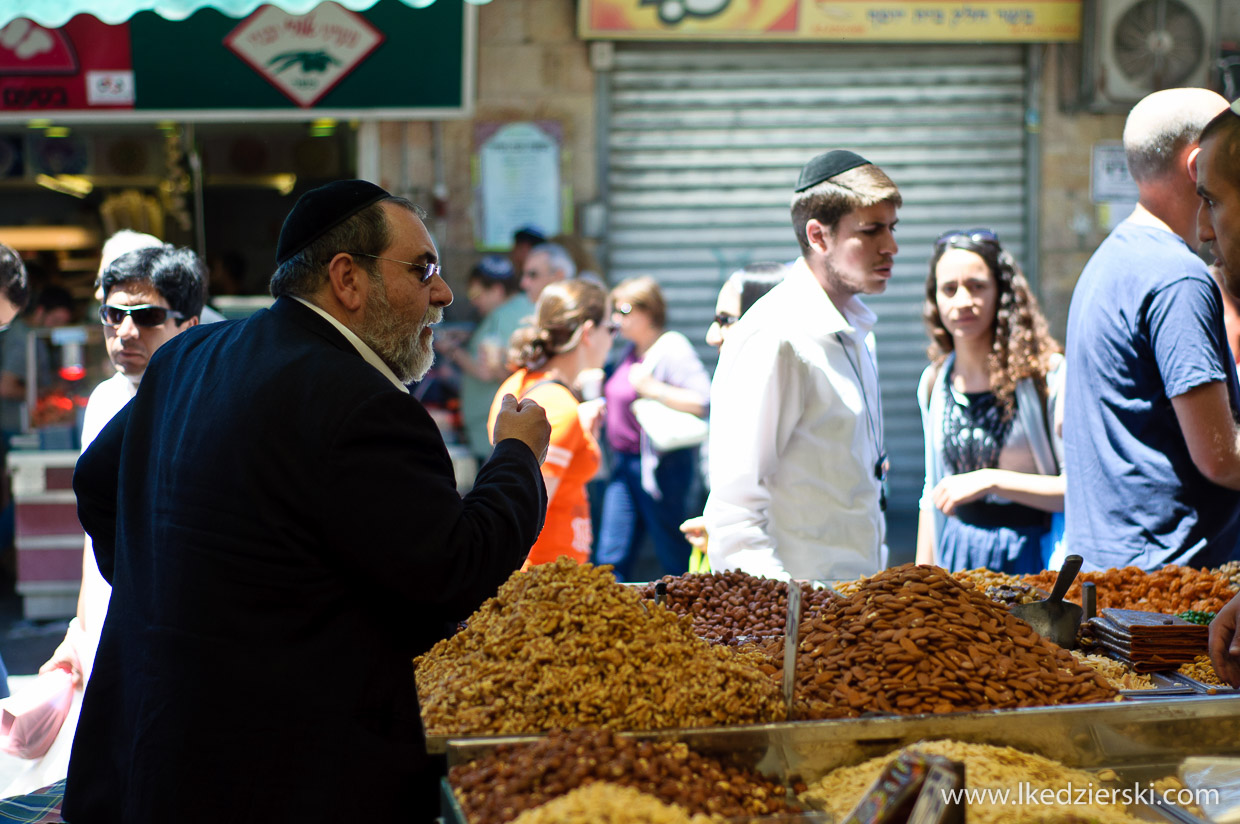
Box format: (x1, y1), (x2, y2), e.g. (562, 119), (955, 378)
(422, 559), (1240, 823)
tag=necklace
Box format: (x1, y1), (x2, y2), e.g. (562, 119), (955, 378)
(941, 373), (1011, 473)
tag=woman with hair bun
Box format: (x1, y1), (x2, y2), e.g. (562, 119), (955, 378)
(488, 279), (615, 569)
(915, 229), (1066, 574)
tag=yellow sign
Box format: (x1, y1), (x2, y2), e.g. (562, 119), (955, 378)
(579, 0), (1080, 42)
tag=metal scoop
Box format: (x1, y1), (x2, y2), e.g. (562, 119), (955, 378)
(1010, 554), (1084, 648)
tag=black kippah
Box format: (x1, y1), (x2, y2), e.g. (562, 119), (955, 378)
(794, 150), (871, 193)
(275, 179), (390, 266)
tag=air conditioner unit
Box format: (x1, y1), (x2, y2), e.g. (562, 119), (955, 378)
(1091, 0), (1215, 108)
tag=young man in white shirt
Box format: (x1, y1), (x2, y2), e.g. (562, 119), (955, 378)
(704, 150), (901, 582)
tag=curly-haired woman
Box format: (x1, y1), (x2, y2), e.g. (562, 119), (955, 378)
(914, 229), (1065, 574)
(488, 279), (614, 569)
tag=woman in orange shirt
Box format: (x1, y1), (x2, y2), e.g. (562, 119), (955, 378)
(489, 279), (613, 568)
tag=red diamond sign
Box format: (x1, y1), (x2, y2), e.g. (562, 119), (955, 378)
(224, 2), (384, 108)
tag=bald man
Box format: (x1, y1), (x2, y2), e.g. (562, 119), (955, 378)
(1064, 88), (1240, 572)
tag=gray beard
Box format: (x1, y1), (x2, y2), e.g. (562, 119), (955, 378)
(357, 278), (439, 384)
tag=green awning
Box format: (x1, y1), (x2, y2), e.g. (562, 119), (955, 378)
(3, 0), (488, 28)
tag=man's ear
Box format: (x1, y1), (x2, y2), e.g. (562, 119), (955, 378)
(805, 218), (833, 255)
(327, 253), (366, 312)
(1187, 146), (1202, 184)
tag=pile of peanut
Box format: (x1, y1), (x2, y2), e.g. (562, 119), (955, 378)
(509, 784), (713, 824)
(1072, 651), (1156, 690)
(803, 740), (1145, 824)
(451, 729), (797, 824)
(1216, 560), (1240, 591)
(636, 570), (836, 644)
(1179, 654), (1226, 687)
(415, 558), (786, 736)
(760, 564), (1116, 719)
(1022, 565), (1236, 614)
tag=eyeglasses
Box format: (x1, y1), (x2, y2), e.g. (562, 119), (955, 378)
(615, 303), (636, 315)
(346, 252), (441, 284)
(934, 228), (1000, 251)
(714, 313), (738, 328)
(99, 304), (184, 328)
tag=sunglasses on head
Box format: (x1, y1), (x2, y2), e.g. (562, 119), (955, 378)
(934, 228), (1000, 251)
(100, 304), (185, 328)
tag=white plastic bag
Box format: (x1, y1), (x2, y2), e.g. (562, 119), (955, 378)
(0, 669), (75, 760)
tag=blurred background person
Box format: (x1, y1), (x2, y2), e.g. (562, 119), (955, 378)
(509, 225), (546, 275)
(550, 233), (604, 284)
(520, 242), (576, 304)
(489, 279), (613, 569)
(596, 276), (709, 581)
(438, 255), (533, 464)
(682, 262), (787, 571)
(915, 229), (1064, 574)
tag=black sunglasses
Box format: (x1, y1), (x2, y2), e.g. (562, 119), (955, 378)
(100, 304), (185, 328)
(934, 228), (1000, 251)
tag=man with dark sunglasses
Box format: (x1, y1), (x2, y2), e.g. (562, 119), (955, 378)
(65, 180), (550, 823)
(1064, 88), (1240, 574)
(14, 244), (204, 795)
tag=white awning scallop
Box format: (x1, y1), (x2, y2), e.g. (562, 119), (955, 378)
(3, 0), (488, 28)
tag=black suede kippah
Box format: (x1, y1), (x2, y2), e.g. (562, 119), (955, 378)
(794, 150), (872, 192)
(275, 179), (390, 265)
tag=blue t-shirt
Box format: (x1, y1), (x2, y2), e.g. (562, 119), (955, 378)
(1064, 221), (1240, 570)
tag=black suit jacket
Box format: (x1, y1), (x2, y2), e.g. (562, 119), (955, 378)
(65, 297), (545, 822)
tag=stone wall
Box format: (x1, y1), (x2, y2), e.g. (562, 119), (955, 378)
(371, 0), (596, 307)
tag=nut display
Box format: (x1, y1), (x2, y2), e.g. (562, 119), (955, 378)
(451, 729), (797, 824)
(803, 740), (1146, 824)
(636, 570), (836, 644)
(509, 783), (713, 824)
(1178, 654), (1226, 687)
(1216, 560), (1240, 591)
(1072, 651), (1156, 690)
(1023, 565), (1236, 615)
(761, 564), (1117, 719)
(415, 558), (786, 736)
(951, 568), (1042, 606)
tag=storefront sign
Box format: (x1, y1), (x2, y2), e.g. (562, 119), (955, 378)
(224, 3), (384, 107)
(475, 122), (564, 252)
(0, 17), (134, 111)
(0, 0), (469, 122)
(579, 0), (1081, 41)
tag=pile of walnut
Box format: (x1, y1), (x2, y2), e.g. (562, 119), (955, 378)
(1022, 565), (1236, 614)
(415, 558), (786, 736)
(451, 729), (798, 824)
(636, 570), (836, 644)
(760, 564), (1117, 719)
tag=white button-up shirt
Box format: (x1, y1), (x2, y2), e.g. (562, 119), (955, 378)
(704, 258), (888, 581)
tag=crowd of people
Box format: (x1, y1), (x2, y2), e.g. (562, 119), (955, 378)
(0, 88), (1233, 820)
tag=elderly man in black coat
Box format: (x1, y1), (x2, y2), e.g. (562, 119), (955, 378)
(64, 181), (550, 822)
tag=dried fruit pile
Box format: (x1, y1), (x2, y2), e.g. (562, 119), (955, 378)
(416, 558), (785, 736)
(451, 729), (797, 824)
(636, 570), (835, 644)
(1022, 565), (1236, 614)
(762, 564), (1117, 719)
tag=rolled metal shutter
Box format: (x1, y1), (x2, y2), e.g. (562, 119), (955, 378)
(602, 42), (1031, 544)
